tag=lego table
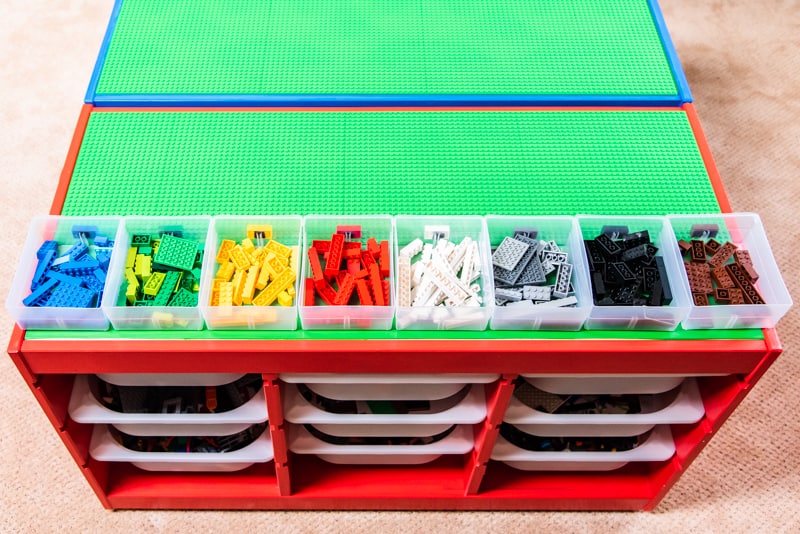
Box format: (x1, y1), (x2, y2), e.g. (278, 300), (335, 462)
(8, 105), (782, 510)
(87, 0), (691, 107)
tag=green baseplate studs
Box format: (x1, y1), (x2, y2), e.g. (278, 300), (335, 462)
(95, 0), (678, 99)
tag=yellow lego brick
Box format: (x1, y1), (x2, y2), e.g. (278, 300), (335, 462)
(265, 239), (292, 259)
(229, 244), (251, 271)
(215, 261), (235, 281)
(217, 281), (234, 307)
(277, 291), (293, 307)
(251, 247), (268, 266)
(231, 270), (245, 306)
(124, 267), (139, 289)
(143, 271), (166, 296)
(125, 283), (138, 305)
(247, 224), (272, 241)
(152, 311), (174, 328)
(134, 254), (152, 281)
(287, 285), (296, 298)
(290, 246), (300, 273)
(216, 239), (236, 263)
(255, 258), (272, 290)
(264, 254), (287, 279)
(242, 266), (260, 305)
(241, 238), (256, 255)
(125, 247), (137, 269)
(252, 269), (296, 307)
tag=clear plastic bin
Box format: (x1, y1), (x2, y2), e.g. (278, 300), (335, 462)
(299, 215), (394, 330)
(486, 215), (591, 331)
(394, 215), (493, 330)
(6, 215), (122, 330)
(491, 425), (675, 471)
(199, 215), (302, 330)
(668, 213), (792, 329)
(577, 215), (690, 330)
(101, 216), (211, 330)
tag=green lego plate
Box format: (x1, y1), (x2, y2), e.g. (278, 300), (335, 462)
(44, 107), (759, 341)
(87, 0), (690, 105)
(63, 109), (720, 216)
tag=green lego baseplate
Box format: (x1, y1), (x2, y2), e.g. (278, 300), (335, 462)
(64, 109), (721, 216)
(93, 0), (680, 101)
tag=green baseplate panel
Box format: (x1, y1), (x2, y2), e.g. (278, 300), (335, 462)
(30, 109), (762, 341)
(95, 0), (677, 98)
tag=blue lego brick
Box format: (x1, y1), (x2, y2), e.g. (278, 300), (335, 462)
(31, 250), (56, 290)
(23, 277), (59, 307)
(44, 283), (98, 308)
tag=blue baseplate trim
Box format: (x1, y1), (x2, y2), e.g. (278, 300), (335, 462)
(84, 0), (124, 104)
(647, 0), (693, 103)
(93, 93), (684, 107)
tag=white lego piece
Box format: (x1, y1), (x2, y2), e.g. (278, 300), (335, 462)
(424, 225), (450, 241)
(449, 237), (472, 273)
(399, 238), (424, 259)
(459, 238), (476, 285)
(411, 261), (425, 286)
(397, 255), (412, 308)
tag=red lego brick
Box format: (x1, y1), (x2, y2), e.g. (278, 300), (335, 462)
(361, 249), (377, 270)
(346, 258), (361, 275)
(325, 233), (345, 279)
(382, 279), (390, 306)
(307, 246), (325, 283)
(343, 241), (362, 250)
(314, 279), (337, 305)
(369, 264), (384, 306)
(343, 247), (361, 260)
(367, 237), (381, 257)
(334, 273), (356, 305)
(304, 278), (316, 306)
(336, 225), (362, 238)
(355, 279), (373, 305)
(311, 240), (331, 253)
(379, 240), (390, 278)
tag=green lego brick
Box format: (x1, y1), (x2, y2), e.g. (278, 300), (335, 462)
(152, 234), (198, 271)
(168, 287), (198, 307)
(95, 0), (678, 99)
(64, 110), (721, 217)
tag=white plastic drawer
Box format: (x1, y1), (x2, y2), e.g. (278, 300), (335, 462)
(503, 379), (704, 437)
(491, 425), (675, 471)
(68, 375), (268, 436)
(521, 375), (685, 395)
(288, 423), (473, 465)
(97, 373), (246, 387)
(279, 373), (499, 401)
(89, 424), (273, 472)
(282, 382), (486, 425)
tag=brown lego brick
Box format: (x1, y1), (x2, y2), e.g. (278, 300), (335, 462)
(714, 288), (732, 304)
(692, 292), (710, 306)
(734, 249), (753, 268)
(711, 266), (736, 289)
(704, 238), (722, 256)
(708, 242), (737, 269)
(726, 263), (765, 304)
(678, 239), (692, 256)
(684, 261), (713, 294)
(690, 240), (707, 263)
(727, 288), (745, 305)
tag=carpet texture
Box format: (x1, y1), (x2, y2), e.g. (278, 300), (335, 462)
(1, 1), (798, 531)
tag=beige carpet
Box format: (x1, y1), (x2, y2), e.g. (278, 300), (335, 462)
(1, 1), (798, 531)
